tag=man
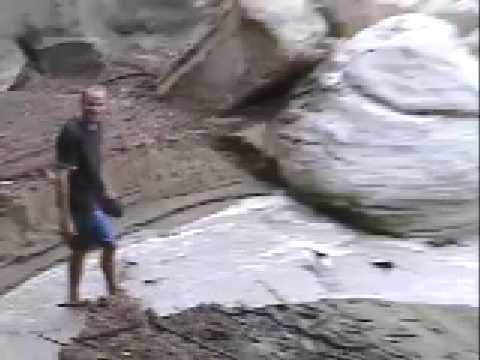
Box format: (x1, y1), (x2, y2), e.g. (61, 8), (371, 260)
(55, 85), (120, 305)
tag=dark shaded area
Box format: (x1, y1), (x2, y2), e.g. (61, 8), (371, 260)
(13, 19), (45, 75)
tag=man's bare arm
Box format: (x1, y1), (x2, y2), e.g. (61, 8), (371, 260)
(55, 168), (75, 238)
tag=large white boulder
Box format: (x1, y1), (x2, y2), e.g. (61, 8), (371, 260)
(269, 14), (479, 239)
(319, 0), (479, 37)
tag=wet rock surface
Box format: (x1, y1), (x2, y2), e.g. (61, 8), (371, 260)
(1, 195), (477, 360)
(58, 295), (478, 360)
(269, 14), (479, 239)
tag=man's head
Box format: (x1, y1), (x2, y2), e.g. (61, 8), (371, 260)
(82, 85), (108, 122)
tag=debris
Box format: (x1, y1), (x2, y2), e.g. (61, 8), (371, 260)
(143, 279), (157, 285)
(425, 237), (460, 247)
(312, 250), (328, 258)
(386, 332), (418, 338)
(429, 327), (446, 334)
(370, 259), (395, 270)
(143, 277), (166, 285)
(384, 336), (401, 344)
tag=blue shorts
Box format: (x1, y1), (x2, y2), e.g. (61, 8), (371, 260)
(72, 208), (117, 250)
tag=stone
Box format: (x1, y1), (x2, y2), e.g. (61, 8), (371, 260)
(318, 0), (479, 37)
(0, 39), (26, 91)
(268, 14), (479, 239)
(158, 0), (328, 112)
(101, 0), (209, 36)
(36, 40), (105, 78)
(415, 0), (479, 36)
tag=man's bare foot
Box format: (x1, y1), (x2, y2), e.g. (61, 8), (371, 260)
(109, 286), (125, 296)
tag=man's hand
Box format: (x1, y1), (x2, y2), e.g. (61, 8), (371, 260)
(106, 190), (118, 200)
(60, 219), (76, 244)
(104, 184), (118, 200)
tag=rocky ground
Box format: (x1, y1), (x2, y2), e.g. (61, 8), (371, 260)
(59, 295), (478, 360)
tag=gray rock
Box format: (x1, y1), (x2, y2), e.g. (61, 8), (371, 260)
(0, 39), (26, 91)
(0, 0), (219, 77)
(319, 0), (479, 37)
(101, 0), (209, 36)
(415, 0), (479, 36)
(269, 14), (479, 238)
(158, 0), (328, 112)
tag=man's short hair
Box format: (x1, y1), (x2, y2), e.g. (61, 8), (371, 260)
(82, 85), (107, 104)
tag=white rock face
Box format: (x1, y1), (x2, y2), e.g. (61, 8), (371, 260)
(269, 14), (479, 239)
(320, 0), (479, 37)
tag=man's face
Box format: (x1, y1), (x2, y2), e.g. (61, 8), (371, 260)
(83, 88), (108, 122)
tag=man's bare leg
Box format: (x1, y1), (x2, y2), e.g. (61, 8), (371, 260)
(101, 246), (117, 295)
(69, 248), (87, 303)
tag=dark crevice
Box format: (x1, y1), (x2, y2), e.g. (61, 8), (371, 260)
(120, 190), (274, 236)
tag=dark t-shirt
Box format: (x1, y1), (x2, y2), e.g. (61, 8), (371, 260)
(56, 118), (106, 215)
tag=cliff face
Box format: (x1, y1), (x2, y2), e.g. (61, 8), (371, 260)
(0, 0), (52, 37)
(0, 0), (216, 90)
(2, 0), (478, 39)
(0, 0), (209, 41)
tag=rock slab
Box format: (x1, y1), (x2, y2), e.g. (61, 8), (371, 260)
(158, 0), (328, 112)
